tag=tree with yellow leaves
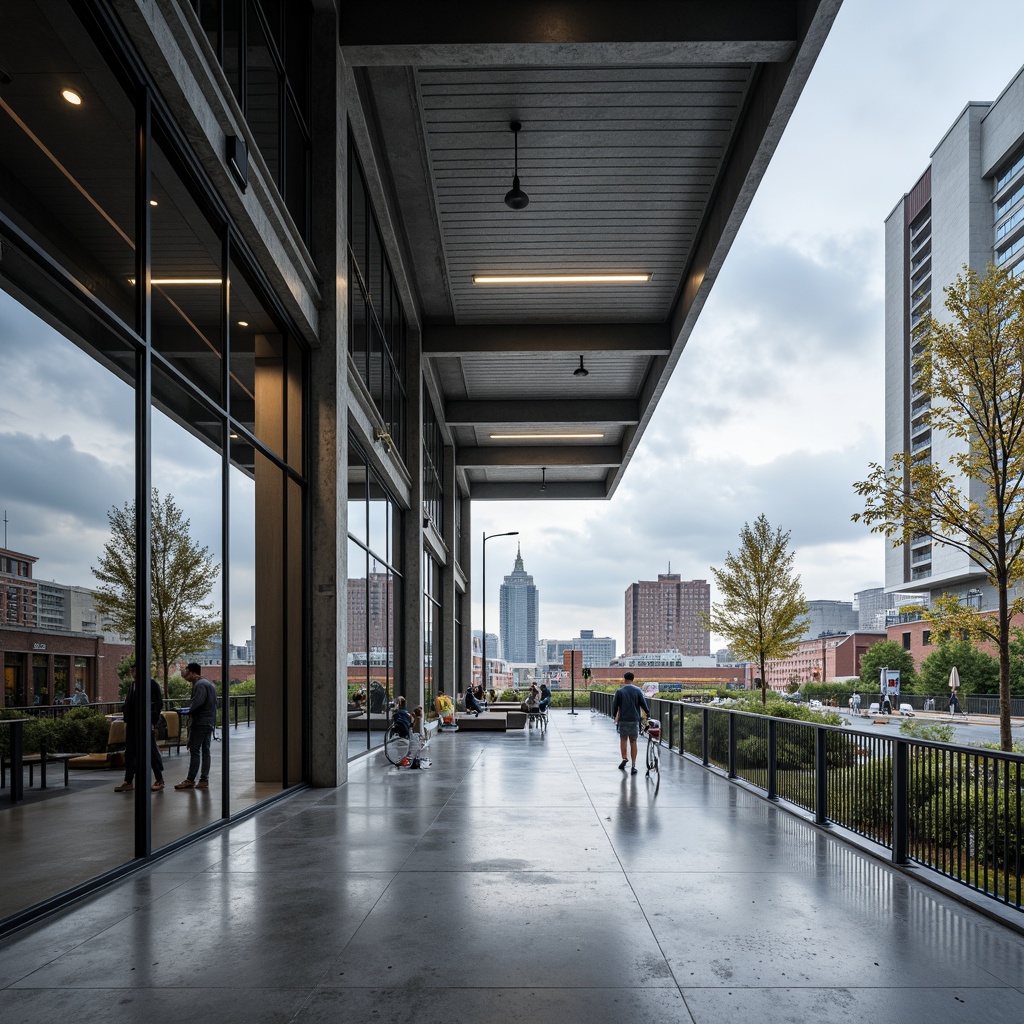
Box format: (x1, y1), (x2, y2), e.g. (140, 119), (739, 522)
(854, 264), (1024, 750)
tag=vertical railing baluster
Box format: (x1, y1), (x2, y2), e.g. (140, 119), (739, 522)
(892, 738), (908, 864)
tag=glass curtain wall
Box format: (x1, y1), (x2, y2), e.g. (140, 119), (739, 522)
(0, 0), (307, 930)
(186, 0), (311, 243)
(346, 440), (402, 757)
(348, 142), (407, 460)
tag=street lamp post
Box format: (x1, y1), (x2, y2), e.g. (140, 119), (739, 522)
(482, 530), (518, 698)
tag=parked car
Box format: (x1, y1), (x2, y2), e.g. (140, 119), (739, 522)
(868, 702), (881, 715)
(898, 703), (916, 717)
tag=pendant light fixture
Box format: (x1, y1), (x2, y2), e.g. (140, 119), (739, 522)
(503, 121), (529, 210)
(573, 355), (589, 377)
(541, 467), (547, 494)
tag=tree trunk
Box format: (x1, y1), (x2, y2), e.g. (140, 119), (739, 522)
(760, 656), (767, 707)
(997, 575), (1012, 751)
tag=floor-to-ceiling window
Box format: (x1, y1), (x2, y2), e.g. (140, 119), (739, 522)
(0, 0), (307, 930)
(347, 440), (402, 757)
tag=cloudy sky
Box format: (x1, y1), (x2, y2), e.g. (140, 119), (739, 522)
(471, 0), (1024, 652)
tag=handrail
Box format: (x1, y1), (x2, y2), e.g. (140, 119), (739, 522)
(591, 691), (1024, 913)
(3, 694), (257, 728)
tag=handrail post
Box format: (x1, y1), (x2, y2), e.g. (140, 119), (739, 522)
(701, 707), (709, 766)
(767, 719), (778, 801)
(892, 738), (908, 864)
(815, 726), (828, 826)
(727, 711), (737, 779)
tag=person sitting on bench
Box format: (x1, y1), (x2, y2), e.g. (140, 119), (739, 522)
(465, 686), (486, 716)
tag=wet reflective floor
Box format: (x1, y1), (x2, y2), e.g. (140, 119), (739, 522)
(2, 709), (1024, 1023)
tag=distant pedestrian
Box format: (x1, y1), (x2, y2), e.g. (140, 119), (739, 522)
(175, 663), (217, 791)
(612, 671), (650, 775)
(71, 682), (90, 706)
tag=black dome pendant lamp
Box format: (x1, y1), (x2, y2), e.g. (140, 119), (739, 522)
(504, 121), (529, 210)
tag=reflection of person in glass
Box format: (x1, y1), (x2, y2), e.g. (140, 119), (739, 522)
(114, 665), (165, 792)
(175, 663), (217, 791)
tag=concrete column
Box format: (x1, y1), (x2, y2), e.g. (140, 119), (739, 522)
(440, 445), (457, 698)
(459, 495), (473, 694)
(400, 339), (424, 706)
(307, 4), (348, 787)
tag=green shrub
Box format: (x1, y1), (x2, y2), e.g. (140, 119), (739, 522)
(48, 708), (111, 753)
(230, 677), (257, 695)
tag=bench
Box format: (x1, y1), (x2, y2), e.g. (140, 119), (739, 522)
(2, 744), (79, 790)
(455, 712), (507, 731)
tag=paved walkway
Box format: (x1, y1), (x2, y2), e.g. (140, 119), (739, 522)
(2, 710), (1024, 1023)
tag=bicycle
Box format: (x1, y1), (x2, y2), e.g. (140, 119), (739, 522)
(643, 718), (661, 778)
(384, 721), (412, 765)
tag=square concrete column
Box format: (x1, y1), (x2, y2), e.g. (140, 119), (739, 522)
(400, 339), (424, 706)
(307, 6), (348, 787)
(459, 495), (473, 695)
(440, 444), (458, 698)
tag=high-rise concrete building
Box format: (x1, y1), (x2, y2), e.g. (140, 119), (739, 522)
(499, 546), (539, 664)
(885, 65), (1024, 608)
(625, 573), (710, 656)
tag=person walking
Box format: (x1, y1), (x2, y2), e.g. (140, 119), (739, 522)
(114, 664), (165, 792)
(612, 671), (649, 775)
(175, 663), (218, 791)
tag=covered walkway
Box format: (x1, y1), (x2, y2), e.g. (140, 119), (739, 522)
(2, 710), (1023, 1023)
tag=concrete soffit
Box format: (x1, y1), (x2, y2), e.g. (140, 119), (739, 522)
(338, 0), (842, 502)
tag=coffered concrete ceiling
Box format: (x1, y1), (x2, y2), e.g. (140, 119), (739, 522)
(341, 0), (842, 500)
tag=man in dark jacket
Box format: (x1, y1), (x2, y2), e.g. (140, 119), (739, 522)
(612, 671), (650, 775)
(175, 663), (218, 791)
(114, 664), (165, 792)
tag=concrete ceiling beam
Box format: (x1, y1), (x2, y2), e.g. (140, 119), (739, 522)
(422, 323), (670, 357)
(457, 445), (622, 468)
(445, 399), (639, 425)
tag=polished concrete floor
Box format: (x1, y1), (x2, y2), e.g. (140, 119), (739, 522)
(2, 709), (1024, 1023)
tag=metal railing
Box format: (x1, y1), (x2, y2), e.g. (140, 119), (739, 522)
(591, 692), (1023, 912)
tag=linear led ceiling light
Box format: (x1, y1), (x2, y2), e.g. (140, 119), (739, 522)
(130, 277), (223, 285)
(489, 432), (605, 440)
(473, 273), (651, 285)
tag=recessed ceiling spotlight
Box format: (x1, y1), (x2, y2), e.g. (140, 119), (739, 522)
(149, 199), (159, 207)
(61, 88), (82, 105)
(473, 273), (651, 285)
(237, 320), (249, 327)
(503, 121), (529, 210)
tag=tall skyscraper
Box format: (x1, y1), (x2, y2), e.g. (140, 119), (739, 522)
(625, 572), (710, 656)
(499, 545), (539, 664)
(884, 67), (1024, 605)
